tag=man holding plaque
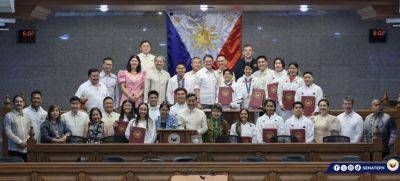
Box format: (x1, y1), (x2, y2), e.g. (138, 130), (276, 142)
(256, 99), (286, 143)
(177, 94), (208, 143)
(217, 69), (241, 109)
(294, 71), (323, 117)
(284, 102), (314, 143)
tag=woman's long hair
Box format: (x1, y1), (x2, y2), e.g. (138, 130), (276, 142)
(235, 108), (250, 137)
(135, 102), (150, 130)
(119, 100), (136, 121)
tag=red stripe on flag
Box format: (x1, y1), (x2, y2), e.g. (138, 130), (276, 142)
(218, 15), (242, 70)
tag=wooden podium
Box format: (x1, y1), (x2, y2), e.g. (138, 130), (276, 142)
(157, 129), (194, 143)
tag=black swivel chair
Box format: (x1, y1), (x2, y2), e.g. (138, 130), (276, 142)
(173, 156), (195, 162)
(338, 155), (362, 162)
(102, 156), (128, 162)
(215, 135), (239, 143)
(271, 135), (298, 143)
(323, 135), (350, 143)
(0, 156), (24, 163)
(67, 136), (88, 143)
(281, 155), (306, 162)
(382, 155), (400, 162)
(143, 159), (164, 162)
(240, 156), (266, 162)
(102, 136), (129, 143)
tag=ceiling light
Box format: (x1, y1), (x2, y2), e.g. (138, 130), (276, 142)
(200, 5), (208, 11)
(158, 11), (163, 15)
(59, 34), (69, 40)
(99, 5), (108, 12)
(299, 5), (308, 12)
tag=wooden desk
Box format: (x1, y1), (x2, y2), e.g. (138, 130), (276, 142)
(0, 162), (398, 181)
(27, 137), (382, 162)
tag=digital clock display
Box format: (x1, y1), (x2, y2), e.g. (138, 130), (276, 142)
(18, 30), (36, 43)
(369, 29), (387, 43)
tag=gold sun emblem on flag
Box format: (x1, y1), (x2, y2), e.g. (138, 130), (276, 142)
(174, 16), (181, 23)
(226, 16), (234, 23)
(190, 21), (220, 51)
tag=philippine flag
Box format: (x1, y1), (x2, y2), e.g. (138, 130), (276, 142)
(167, 12), (242, 75)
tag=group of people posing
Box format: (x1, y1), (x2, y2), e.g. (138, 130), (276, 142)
(4, 41), (397, 161)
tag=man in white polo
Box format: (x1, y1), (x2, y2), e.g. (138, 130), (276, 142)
(75, 68), (109, 112)
(337, 97), (363, 143)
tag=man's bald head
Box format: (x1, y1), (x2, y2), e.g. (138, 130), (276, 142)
(371, 99), (383, 113)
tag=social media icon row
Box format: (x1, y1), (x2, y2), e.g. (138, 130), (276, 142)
(333, 164), (361, 172)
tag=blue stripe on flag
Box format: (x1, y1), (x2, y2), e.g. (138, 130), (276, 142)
(167, 15), (192, 76)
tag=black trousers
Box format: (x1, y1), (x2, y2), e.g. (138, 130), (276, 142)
(8, 150), (27, 162)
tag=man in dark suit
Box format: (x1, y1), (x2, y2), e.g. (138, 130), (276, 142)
(233, 44), (258, 78)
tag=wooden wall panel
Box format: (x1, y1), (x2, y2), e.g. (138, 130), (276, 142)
(38, 173), (78, 181)
(276, 174), (316, 181)
(0, 175), (31, 181)
(85, 174), (126, 181)
(229, 175), (268, 181)
(324, 175), (362, 181)
(133, 174), (171, 181)
(372, 174), (400, 181)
